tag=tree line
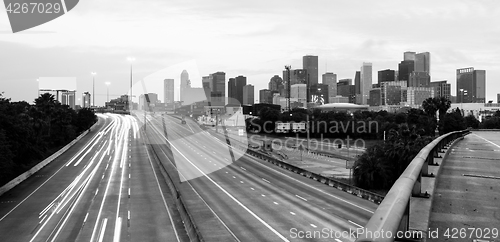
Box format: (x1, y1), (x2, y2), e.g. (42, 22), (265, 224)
(0, 93), (97, 186)
(246, 97), (497, 192)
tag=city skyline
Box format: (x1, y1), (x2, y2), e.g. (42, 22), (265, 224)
(0, 0), (499, 105)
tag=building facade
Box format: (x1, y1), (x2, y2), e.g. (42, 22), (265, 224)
(322, 72), (337, 102)
(430, 80), (451, 100)
(378, 69), (395, 84)
(243, 84), (254, 105)
(456, 67), (486, 103)
(180, 70), (190, 102)
(358, 62), (372, 105)
(303, 55), (318, 86)
(164, 79), (175, 104)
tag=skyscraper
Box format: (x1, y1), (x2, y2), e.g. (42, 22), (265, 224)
(354, 71), (361, 95)
(404, 51), (416, 61)
(269, 75), (284, 93)
(228, 75), (247, 105)
(358, 62), (372, 105)
(378, 69), (395, 84)
(205, 72), (226, 105)
(164, 79), (174, 104)
(408, 72), (430, 87)
(456, 67), (485, 103)
(398, 60), (415, 81)
(180, 70), (190, 102)
(415, 52), (430, 74)
(243, 84), (254, 105)
(303, 55), (318, 86)
(430, 80), (451, 100)
(337, 79), (356, 103)
(322, 72), (337, 103)
(259, 89), (273, 104)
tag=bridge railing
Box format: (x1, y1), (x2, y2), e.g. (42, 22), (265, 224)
(355, 129), (470, 242)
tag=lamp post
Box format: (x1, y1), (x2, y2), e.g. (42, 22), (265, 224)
(127, 57), (135, 111)
(91, 72), (96, 107)
(105, 82), (111, 104)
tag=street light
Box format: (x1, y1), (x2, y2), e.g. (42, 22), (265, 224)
(91, 72), (96, 107)
(127, 57), (135, 110)
(105, 82), (111, 104)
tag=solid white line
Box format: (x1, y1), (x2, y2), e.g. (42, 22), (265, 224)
(251, 188), (255, 190)
(240, 167), (246, 171)
(128, 211), (130, 220)
(113, 217), (122, 242)
(273, 202), (279, 205)
(310, 224), (317, 228)
(97, 218), (108, 242)
(261, 194), (266, 197)
(348, 220), (363, 228)
(335, 239), (343, 242)
(473, 133), (500, 149)
(290, 212), (296, 215)
(295, 195), (307, 201)
(39, 214), (48, 224)
(262, 178), (271, 183)
(84, 213), (89, 223)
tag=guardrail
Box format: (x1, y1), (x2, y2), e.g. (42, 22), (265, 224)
(355, 129), (470, 242)
(205, 128), (385, 205)
(0, 119), (100, 196)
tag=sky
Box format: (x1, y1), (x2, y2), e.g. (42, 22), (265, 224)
(1, 0), (500, 106)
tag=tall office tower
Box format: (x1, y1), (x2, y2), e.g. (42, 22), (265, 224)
(430, 80), (451, 100)
(369, 89), (381, 106)
(290, 84), (307, 104)
(415, 52), (430, 74)
(228, 78), (236, 104)
(289, 69), (308, 102)
(337, 79), (356, 103)
(456, 67), (486, 103)
(243, 84), (254, 105)
(202, 75), (212, 101)
(398, 60), (415, 81)
(354, 71), (361, 94)
(303, 55), (318, 86)
(180, 70), (190, 102)
(404, 51), (416, 61)
(269, 75), (282, 91)
(378, 69), (395, 84)
(322, 72), (337, 102)
(228, 75), (246, 105)
(164, 79), (175, 104)
(205, 72), (226, 105)
(82, 92), (91, 108)
(259, 89), (273, 104)
(408, 72), (431, 87)
(358, 62), (372, 105)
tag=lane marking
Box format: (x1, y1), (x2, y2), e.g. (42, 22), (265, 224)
(295, 195), (307, 201)
(113, 217), (122, 242)
(273, 202), (279, 205)
(348, 220), (363, 228)
(262, 178), (271, 183)
(290, 212), (296, 215)
(310, 224), (317, 228)
(473, 133), (500, 149)
(97, 218), (108, 242)
(251, 188), (255, 190)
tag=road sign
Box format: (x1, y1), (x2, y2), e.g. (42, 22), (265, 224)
(238, 129), (244, 136)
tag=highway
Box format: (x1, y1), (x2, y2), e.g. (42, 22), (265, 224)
(142, 112), (378, 242)
(428, 131), (500, 242)
(0, 113), (187, 242)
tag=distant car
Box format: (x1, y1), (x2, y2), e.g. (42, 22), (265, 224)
(181, 119), (186, 124)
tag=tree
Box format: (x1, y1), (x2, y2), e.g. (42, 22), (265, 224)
(441, 108), (466, 134)
(464, 115), (480, 129)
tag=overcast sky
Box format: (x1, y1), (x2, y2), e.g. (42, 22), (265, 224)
(1, 0), (499, 106)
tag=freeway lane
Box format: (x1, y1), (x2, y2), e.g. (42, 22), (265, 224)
(143, 113), (377, 242)
(0, 113), (187, 242)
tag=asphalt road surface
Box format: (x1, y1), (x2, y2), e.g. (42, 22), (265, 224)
(142, 112), (378, 242)
(428, 131), (500, 242)
(0, 113), (188, 242)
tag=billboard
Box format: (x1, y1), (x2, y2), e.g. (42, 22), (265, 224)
(38, 77), (77, 91)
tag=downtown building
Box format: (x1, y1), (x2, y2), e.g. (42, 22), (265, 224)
(228, 75), (247, 105)
(322, 72), (337, 103)
(164, 79), (175, 104)
(356, 62), (372, 105)
(430, 80), (451, 100)
(202, 72), (226, 106)
(180, 70), (190, 103)
(456, 67), (486, 103)
(337, 79), (356, 103)
(82, 92), (91, 108)
(243, 84), (254, 105)
(259, 89), (274, 104)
